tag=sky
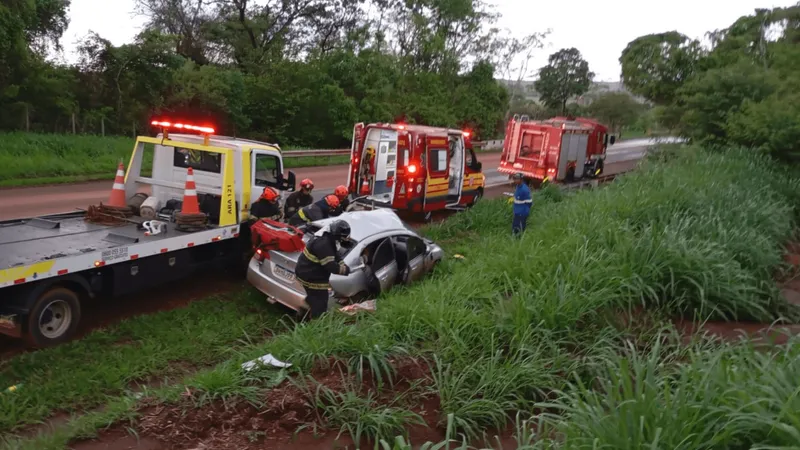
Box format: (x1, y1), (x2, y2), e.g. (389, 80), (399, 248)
(58, 0), (798, 81)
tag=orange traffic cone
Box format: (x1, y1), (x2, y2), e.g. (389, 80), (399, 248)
(360, 178), (370, 195)
(107, 162), (127, 208)
(181, 167), (201, 214)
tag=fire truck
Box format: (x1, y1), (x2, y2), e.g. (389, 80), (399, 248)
(0, 120), (296, 346)
(345, 122), (486, 220)
(498, 115), (616, 184)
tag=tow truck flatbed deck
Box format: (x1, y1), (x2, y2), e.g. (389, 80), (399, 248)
(0, 212), (208, 269)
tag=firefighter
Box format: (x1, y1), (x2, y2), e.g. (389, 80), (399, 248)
(511, 173), (532, 236)
(284, 178), (315, 219)
(295, 219), (353, 319)
(288, 194), (340, 227)
(250, 186), (282, 221)
(330, 185), (350, 216)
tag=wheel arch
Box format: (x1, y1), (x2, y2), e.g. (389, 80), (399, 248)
(23, 274), (92, 310)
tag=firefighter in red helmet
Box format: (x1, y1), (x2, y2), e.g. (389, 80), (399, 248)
(284, 178), (314, 219)
(330, 185), (350, 216)
(250, 186), (282, 221)
(288, 194), (339, 227)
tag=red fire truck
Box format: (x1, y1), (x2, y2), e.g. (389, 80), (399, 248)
(346, 122), (486, 219)
(498, 115), (616, 184)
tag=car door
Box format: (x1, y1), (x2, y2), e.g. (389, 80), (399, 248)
(402, 235), (428, 284)
(369, 237), (398, 294)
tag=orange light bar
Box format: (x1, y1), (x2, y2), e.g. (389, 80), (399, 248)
(151, 120), (215, 134)
(462, 131), (471, 138)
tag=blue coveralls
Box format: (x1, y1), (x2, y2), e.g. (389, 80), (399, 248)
(512, 182), (532, 236)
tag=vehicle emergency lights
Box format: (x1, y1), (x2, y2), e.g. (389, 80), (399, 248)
(150, 120), (216, 135)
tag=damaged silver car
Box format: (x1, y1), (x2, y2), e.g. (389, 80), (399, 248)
(246, 209), (445, 313)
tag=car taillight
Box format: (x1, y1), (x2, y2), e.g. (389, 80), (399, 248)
(254, 248), (270, 263)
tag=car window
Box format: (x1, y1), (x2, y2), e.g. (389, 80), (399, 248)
(254, 153), (281, 187)
(371, 238), (394, 269)
(406, 236), (426, 260)
(174, 147), (221, 173)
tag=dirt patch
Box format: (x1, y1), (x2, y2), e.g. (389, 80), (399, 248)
(68, 357), (524, 450)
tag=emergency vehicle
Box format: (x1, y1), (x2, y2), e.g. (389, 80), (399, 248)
(345, 122), (486, 219)
(0, 120), (296, 346)
(498, 115), (616, 184)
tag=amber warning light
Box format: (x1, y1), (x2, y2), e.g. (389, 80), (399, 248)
(151, 120), (215, 134)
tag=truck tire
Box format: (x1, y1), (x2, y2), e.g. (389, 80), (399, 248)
(25, 287), (82, 347)
(469, 188), (483, 207)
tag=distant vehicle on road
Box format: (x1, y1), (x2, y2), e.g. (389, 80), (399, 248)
(0, 119), (297, 347)
(246, 209), (445, 314)
(498, 115), (616, 184)
(346, 122), (486, 221)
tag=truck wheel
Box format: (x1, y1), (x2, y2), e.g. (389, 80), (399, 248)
(25, 287), (82, 347)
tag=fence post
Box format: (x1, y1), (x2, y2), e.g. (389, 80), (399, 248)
(72, 113), (76, 134)
(101, 117), (105, 136)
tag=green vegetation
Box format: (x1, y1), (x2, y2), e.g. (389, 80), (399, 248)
(620, 5), (800, 161)
(0, 0), (545, 148)
(3, 145), (799, 449)
(0, 132), (352, 187)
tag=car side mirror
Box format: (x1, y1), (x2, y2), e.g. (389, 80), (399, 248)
(284, 171), (297, 192)
(609, 136), (616, 145)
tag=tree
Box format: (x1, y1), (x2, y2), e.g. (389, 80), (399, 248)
(588, 92), (643, 137)
(619, 31), (704, 105)
(534, 48), (594, 114)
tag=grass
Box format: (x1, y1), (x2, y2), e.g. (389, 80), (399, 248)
(0, 284), (290, 434)
(4, 144), (800, 448)
(0, 132), (349, 187)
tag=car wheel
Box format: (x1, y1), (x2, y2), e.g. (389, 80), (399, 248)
(26, 287), (82, 347)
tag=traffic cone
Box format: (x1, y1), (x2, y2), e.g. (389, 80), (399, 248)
(180, 167), (201, 214)
(107, 162), (127, 208)
(360, 178), (370, 195)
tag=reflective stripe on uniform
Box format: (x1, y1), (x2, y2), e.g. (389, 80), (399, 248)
(298, 209), (310, 222)
(303, 247), (334, 266)
(513, 199), (532, 204)
(303, 247), (319, 263)
(298, 278), (330, 290)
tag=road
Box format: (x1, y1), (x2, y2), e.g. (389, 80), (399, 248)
(0, 138), (663, 220)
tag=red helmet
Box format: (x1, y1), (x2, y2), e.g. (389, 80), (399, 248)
(334, 185), (349, 199)
(324, 194), (340, 209)
(261, 186), (279, 202)
(300, 178), (314, 190)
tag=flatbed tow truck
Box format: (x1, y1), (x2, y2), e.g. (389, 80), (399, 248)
(0, 120), (296, 346)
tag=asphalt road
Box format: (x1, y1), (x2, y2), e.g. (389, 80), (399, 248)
(0, 138), (664, 220)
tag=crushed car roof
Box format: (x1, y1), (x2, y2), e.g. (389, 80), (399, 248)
(311, 209), (414, 242)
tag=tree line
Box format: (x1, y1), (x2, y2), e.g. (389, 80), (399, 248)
(619, 4), (800, 161)
(0, 0), (548, 148)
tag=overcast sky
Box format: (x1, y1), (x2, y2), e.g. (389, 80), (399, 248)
(58, 0), (797, 81)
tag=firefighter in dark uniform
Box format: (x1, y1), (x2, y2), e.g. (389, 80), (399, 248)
(295, 220), (352, 318)
(330, 185), (350, 216)
(284, 178), (315, 219)
(288, 194), (339, 227)
(249, 186), (282, 221)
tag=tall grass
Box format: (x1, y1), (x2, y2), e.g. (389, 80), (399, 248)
(209, 145), (800, 444)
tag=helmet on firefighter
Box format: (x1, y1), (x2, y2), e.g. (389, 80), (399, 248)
(261, 186), (279, 202)
(328, 220), (351, 241)
(334, 185), (349, 200)
(324, 194), (340, 209)
(300, 178), (314, 190)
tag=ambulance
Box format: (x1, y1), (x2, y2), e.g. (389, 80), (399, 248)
(346, 123), (486, 220)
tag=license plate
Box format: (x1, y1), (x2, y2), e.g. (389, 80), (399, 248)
(273, 265), (296, 282)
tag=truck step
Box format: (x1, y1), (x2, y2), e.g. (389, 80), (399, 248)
(446, 205), (468, 212)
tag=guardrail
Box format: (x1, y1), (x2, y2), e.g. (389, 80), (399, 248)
(282, 141), (501, 158)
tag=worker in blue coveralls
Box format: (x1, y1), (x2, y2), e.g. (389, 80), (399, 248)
(511, 173), (532, 236)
